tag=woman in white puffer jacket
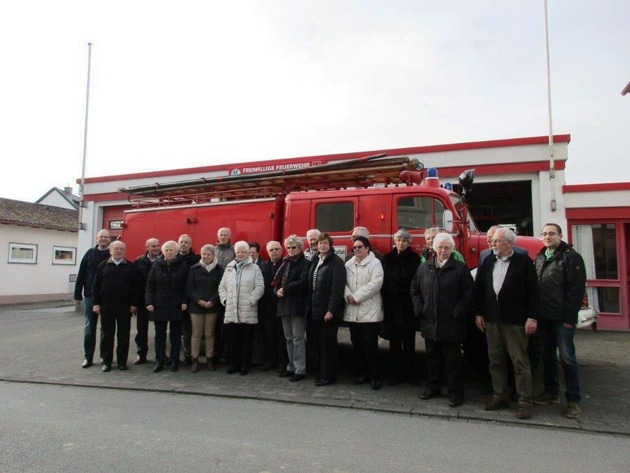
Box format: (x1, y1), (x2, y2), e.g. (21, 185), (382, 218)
(343, 236), (384, 390)
(219, 241), (264, 375)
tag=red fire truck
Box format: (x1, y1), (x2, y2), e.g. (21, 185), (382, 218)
(119, 154), (542, 263)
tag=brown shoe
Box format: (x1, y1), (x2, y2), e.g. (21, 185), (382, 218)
(516, 403), (532, 419)
(483, 397), (510, 411)
(207, 360), (216, 371)
(191, 358), (199, 373)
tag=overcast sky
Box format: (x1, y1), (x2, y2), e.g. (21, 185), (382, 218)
(1, 1), (627, 202)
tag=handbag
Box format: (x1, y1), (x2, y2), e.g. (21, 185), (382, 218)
(576, 291), (598, 329)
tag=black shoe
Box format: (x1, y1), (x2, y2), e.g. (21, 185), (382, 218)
(226, 366), (239, 374)
(260, 362), (274, 371)
(82, 359), (93, 368)
(371, 380), (382, 390)
(315, 379), (333, 386)
(278, 370), (294, 378)
(183, 356), (193, 366)
(387, 377), (404, 386)
(289, 373), (305, 382)
(153, 362), (164, 373)
(419, 389), (441, 400)
(118, 364), (128, 371)
(240, 367), (249, 376)
(134, 356), (146, 365)
(449, 393), (464, 407)
(170, 364), (179, 372)
(165, 358), (172, 366)
(353, 375), (368, 385)
(102, 364), (112, 372)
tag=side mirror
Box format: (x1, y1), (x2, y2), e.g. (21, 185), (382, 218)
(442, 210), (454, 233)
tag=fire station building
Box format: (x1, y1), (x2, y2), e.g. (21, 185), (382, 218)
(78, 134), (630, 330)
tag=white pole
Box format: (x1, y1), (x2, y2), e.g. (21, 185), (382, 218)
(78, 42), (92, 231)
(543, 0), (557, 211)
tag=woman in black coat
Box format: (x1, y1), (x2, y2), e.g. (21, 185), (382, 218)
(187, 244), (224, 372)
(411, 233), (474, 407)
(146, 240), (189, 373)
(381, 229), (420, 385)
(274, 235), (309, 382)
(305, 233), (346, 386)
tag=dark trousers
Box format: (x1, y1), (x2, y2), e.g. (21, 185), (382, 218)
(100, 307), (131, 366)
(260, 311), (284, 367)
(424, 339), (464, 395)
(226, 323), (255, 371)
(310, 318), (339, 382)
(181, 310), (192, 358)
(154, 320), (182, 366)
(134, 307), (150, 357)
(389, 325), (416, 381)
(349, 322), (381, 381)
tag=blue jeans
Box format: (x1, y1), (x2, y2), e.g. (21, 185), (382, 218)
(83, 296), (100, 361)
(539, 319), (581, 403)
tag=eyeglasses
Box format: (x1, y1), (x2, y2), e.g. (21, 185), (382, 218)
(353, 245), (365, 250)
(435, 246), (452, 251)
(286, 246), (298, 250)
(541, 232), (558, 237)
(268, 248), (281, 252)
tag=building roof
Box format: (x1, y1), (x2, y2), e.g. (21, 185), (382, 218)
(35, 187), (81, 210)
(0, 198), (79, 232)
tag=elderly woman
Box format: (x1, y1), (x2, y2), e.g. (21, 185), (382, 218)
(306, 233), (346, 386)
(219, 240), (264, 375)
(186, 244), (224, 372)
(274, 235), (309, 382)
(381, 229), (420, 385)
(411, 233), (474, 407)
(145, 240), (189, 373)
(344, 236), (385, 390)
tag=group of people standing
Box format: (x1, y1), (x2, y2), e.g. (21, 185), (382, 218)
(75, 221), (586, 420)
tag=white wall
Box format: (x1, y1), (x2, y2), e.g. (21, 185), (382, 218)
(0, 225), (78, 300)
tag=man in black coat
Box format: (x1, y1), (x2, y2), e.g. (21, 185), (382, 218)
(177, 234), (200, 366)
(133, 237), (161, 364)
(534, 223), (586, 419)
(259, 241), (285, 371)
(92, 241), (138, 372)
(474, 227), (539, 419)
(74, 229), (111, 368)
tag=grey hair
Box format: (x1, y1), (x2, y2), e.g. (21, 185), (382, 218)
(233, 240), (249, 253)
(352, 226), (370, 238)
(161, 240), (179, 253)
(200, 244), (216, 255)
(306, 229), (321, 239)
(394, 229), (412, 242)
(284, 234), (304, 250)
(425, 227), (440, 237)
(495, 227), (517, 244)
(432, 232), (455, 250)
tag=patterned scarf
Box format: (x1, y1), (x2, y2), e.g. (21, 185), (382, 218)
(272, 254), (300, 289)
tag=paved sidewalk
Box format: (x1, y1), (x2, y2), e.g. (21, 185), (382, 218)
(1, 302), (629, 436)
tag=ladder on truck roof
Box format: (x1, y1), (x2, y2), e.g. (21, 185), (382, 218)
(120, 153), (424, 207)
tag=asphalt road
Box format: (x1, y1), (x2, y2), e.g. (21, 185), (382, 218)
(2, 382), (629, 473)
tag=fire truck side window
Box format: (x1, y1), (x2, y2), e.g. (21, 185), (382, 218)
(315, 202), (354, 232)
(397, 197), (445, 230)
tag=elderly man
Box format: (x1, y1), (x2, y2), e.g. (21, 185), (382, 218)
(177, 234), (200, 366)
(133, 237), (161, 365)
(75, 229), (111, 368)
(474, 227), (540, 419)
(304, 229), (321, 261)
(215, 227), (236, 269)
(534, 224), (586, 419)
(346, 226), (383, 261)
(421, 228), (465, 263)
(479, 225), (528, 266)
(92, 241), (138, 372)
(258, 241), (286, 371)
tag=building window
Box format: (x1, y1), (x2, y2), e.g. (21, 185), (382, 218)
(596, 287), (620, 314)
(315, 202), (354, 232)
(8, 243), (38, 264)
(53, 246), (77, 265)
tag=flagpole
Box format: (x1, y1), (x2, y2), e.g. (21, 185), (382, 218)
(543, 0), (557, 212)
(79, 42), (92, 231)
